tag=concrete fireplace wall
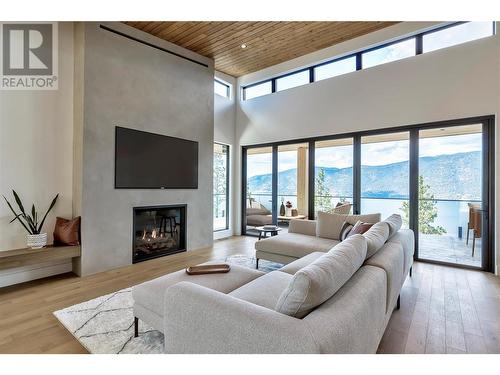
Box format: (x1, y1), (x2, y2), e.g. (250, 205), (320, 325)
(76, 23), (214, 276)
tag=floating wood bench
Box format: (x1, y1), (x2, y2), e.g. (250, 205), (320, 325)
(0, 245), (81, 271)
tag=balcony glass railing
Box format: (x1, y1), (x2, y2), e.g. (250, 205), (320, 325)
(247, 193), (481, 254)
(247, 193), (302, 212)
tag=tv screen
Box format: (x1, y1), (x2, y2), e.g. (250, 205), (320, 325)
(115, 126), (198, 189)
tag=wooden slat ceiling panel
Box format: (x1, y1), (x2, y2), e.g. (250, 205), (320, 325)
(124, 21), (399, 77)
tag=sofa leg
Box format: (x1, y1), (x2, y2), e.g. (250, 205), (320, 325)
(134, 317), (139, 338)
(409, 266), (413, 277)
(256, 258), (259, 269)
(396, 295), (401, 310)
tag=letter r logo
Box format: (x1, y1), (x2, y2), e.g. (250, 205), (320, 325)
(2, 24), (53, 75)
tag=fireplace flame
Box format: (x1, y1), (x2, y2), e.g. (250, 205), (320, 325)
(140, 227), (161, 242)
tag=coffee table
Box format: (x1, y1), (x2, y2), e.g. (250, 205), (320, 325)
(255, 226), (282, 240)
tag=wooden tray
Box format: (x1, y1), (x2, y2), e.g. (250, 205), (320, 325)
(185, 264), (231, 275)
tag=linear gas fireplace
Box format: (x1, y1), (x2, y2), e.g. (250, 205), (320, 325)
(133, 204), (186, 263)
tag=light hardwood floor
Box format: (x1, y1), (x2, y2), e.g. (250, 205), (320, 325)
(0, 235), (499, 354)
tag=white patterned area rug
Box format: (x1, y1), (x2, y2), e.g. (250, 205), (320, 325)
(53, 256), (281, 354)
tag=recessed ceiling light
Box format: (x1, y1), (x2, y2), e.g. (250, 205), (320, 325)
(241, 44), (247, 49)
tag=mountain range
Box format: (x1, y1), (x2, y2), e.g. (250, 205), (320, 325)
(247, 151), (481, 200)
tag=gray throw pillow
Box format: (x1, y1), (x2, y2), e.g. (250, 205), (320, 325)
(339, 222), (353, 241)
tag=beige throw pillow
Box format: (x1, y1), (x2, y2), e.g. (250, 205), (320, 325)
(316, 211), (347, 240)
(275, 234), (367, 318)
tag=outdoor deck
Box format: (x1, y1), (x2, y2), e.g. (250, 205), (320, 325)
(419, 233), (481, 268)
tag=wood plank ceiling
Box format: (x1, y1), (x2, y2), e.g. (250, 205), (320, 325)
(124, 22), (399, 77)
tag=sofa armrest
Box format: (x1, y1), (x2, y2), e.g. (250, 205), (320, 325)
(163, 281), (318, 354)
(288, 219), (317, 236)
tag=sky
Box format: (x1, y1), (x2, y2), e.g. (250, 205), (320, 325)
(246, 133), (482, 177)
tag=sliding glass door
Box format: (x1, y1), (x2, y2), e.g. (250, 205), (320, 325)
(314, 139), (353, 217)
(213, 143), (229, 231)
(417, 124), (485, 267)
(242, 116), (493, 271)
(244, 147), (274, 234)
(360, 132), (409, 226)
(277, 143), (309, 227)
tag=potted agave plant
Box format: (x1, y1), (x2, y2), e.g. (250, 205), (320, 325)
(3, 190), (59, 249)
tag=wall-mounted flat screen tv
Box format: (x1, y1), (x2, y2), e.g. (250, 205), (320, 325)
(115, 126), (198, 189)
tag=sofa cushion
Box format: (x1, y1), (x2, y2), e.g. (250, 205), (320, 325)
(229, 271), (292, 310)
(344, 213), (381, 225)
(279, 252), (325, 275)
(302, 265), (387, 353)
(246, 214), (273, 226)
(363, 221), (390, 259)
(275, 234), (367, 318)
(247, 207), (270, 215)
(316, 211), (347, 240)
(289, 219), (317, 236)
(133, 264), (264, 316)
(255, 232), (339, 259)
(383, 214), (403, 239)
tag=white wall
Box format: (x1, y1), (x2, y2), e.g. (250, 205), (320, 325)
(234, 22), (500, 273)
(214, 71), (237, 239)
(0, 22), (75, 286)
(215, 71), (236, 145)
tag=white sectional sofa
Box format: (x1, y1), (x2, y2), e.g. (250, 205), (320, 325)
(132, 213), (414, 354)
(254, 212), (382, 266)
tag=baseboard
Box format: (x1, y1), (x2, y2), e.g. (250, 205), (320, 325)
(0, 259), (73, 287)
(213, 229), (233, 240)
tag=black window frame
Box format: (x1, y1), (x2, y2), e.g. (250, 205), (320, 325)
(241, 21), (495, 101)
(360, 35), (417, 69)
(242, 80), (273, 100)
(214, 79), (231, 98)
(275, 69), (311, 92)
(313, 55), (357, 82)
(421, 21), (496, 53)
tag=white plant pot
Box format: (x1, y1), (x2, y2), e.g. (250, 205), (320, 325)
(285, 207), (292, 217)
(27, 233), (47, 249)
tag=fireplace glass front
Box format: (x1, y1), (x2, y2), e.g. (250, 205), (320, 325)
(133, 205), (186, 263)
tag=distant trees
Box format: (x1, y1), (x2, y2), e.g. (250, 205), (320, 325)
(213, 151), (227, 217)
(315, 168), (334, 213)
(401, 175), (446, 235)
